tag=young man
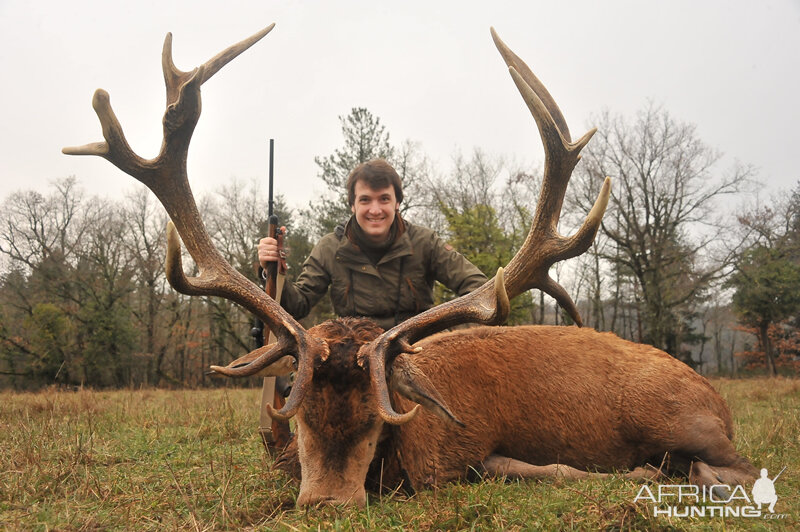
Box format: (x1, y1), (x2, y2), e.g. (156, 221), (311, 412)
(258, 158), (487, 330)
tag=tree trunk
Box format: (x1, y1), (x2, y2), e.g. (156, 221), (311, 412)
(590, 243), (605, 330)
(538, 291), (545, 324)
(759, 322), (778, 377)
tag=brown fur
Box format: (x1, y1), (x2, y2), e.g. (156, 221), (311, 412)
(391, 326), (754, 488)
(291, 318), (386, 506)
(274, 319), (756, 506)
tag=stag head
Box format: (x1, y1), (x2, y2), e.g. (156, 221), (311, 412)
(64, 25), (609, 507)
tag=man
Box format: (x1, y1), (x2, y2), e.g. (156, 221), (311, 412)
(258, 158), (487, 330)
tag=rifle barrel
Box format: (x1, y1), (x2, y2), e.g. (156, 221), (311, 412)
(268, 138), (275, 218)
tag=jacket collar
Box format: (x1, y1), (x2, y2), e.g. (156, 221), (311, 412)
(336, 217), (414, 266)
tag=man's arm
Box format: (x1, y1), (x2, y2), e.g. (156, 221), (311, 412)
(428, 233), (487, 296)
(259, 234), (332, 320)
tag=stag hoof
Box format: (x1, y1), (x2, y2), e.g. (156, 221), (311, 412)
(711, 484), (732, 501)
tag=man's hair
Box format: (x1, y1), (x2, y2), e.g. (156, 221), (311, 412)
(346, 159), (403, 206)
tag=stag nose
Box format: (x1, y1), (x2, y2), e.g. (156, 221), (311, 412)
(297, 486), (367, 508)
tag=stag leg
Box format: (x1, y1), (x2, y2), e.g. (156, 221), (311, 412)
(684, 453), (757, 490)
(480, 455), (662, 482)
(482, 455), (592, 480)
(657, 415), (758, 489)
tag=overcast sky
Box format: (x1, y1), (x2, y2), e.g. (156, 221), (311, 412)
(1, 0), (798, 213)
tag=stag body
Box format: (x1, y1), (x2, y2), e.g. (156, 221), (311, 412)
(276, 319), (755, 506)
(395, 326), (753, 486)
(65, 24), (756, 509)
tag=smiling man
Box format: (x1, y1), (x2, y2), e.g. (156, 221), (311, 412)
(258, 158), (487, 329)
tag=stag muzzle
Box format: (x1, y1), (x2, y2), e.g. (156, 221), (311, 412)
(293, 412), (383, 508)
(297, 483), (367, 508)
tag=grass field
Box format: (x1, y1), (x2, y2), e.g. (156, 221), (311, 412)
(1, 378), (797, 531)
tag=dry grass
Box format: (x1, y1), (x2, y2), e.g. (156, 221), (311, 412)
(1, 378), (797, 530)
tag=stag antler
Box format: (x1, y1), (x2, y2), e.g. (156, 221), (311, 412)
(490, 28), (611, 317)
(63, 25), (326, 419)
(361, 28), (611, 425)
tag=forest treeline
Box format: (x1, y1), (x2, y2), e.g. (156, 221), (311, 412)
(2, 105), (799, 389)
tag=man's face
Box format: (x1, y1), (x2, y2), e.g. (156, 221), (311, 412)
(351, 181), (399, 243)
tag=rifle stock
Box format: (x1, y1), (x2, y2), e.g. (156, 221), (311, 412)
(259, 139), (292, 452)
(265, 218), (291, 450)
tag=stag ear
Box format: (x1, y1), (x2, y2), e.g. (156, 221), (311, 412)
(390, 355), (465, 428)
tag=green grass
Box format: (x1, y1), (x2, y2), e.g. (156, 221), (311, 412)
(1, 379), (797, 530)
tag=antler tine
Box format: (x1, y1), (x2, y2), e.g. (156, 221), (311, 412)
(490, 27), (570, 142)
(209, 342), (291, 377)
(162, 23), (275, 104)
(64, 26), (324, 411)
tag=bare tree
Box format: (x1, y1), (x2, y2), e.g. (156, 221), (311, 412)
(572, 104), (751, 360)
(0, 177), (90, 272)
(122, 187), (186, 385)
(72, 200), (137, 385)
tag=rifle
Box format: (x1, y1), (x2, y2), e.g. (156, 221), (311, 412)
(771, 466), (787, 483)
(253, 138), (291, 451)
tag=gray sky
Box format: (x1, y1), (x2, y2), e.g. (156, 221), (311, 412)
(1, 0), (798, 211)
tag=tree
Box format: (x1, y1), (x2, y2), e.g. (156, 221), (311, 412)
(305, 108), (394, 236)
(122, 188), (178, 385)
(573, 104), (751, 360)
(0, 176), (289, 388)
(0, 178), (90, 386)
(700, 303), (744, 376)
(304, 108), (429, 238)
(0, 180), (142, 387)
(728, 246), (800, 375)
(0, 176), (88, 271)
(728, 188), (800, 376)
(72, 201), (138, 386)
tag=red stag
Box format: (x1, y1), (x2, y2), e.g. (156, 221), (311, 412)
(64, 24), (757, 507)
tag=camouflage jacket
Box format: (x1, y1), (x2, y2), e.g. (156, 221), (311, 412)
(280, 220), (487, 330)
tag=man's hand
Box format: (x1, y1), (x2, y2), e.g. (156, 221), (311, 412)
(258, 226), (287, 268)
